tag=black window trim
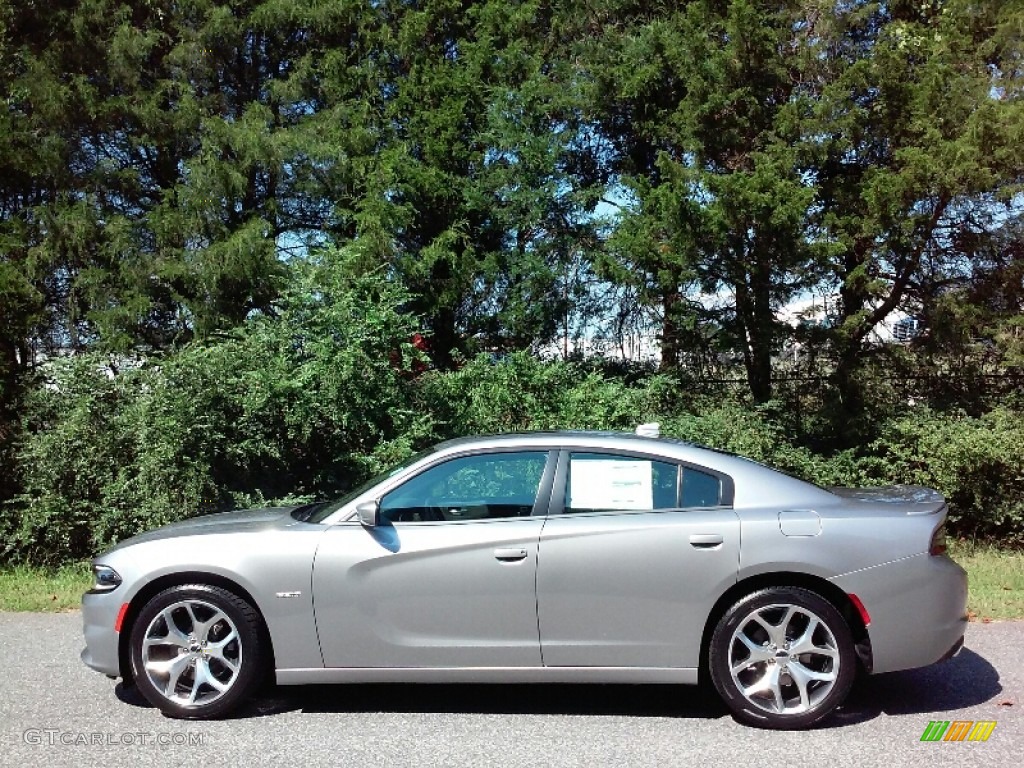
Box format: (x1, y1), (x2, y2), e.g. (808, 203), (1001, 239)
(547, 447), (735, 516)
(376, 447), (559, 525)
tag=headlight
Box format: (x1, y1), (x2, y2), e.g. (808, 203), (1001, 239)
(90, 564), (122, 593)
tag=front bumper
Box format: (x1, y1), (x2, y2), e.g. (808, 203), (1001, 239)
(81, 590), (125, 678)
(831, 552), (968, 674)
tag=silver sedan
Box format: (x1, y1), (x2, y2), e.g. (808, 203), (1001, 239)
(81, 430), (968, 729)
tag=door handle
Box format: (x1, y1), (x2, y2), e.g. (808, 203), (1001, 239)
(689, 533), (724, 549)
(494, 547), (529, 562)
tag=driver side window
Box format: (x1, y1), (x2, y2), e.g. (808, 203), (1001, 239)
(379, 451), (548, 523)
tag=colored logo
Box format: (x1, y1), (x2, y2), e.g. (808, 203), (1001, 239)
(920, 721), (996, 742)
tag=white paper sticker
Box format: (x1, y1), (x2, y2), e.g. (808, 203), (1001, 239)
(569, 459), (653, 510)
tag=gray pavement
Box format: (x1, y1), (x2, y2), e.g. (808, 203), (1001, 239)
(0, 610), (1019, 767)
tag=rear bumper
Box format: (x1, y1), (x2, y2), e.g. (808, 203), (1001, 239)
(831, 552), (968, 674)
(939, 635), (965, 663)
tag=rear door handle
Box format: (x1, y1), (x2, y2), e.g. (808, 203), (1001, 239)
(689, 534), (724, 549)
(494, 547), (529, 562)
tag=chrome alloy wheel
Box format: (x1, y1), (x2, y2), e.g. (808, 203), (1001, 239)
(728, 603), (839, 715)
(140, 599), (242, 707)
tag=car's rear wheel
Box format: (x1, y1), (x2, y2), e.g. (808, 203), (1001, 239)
(709, 587), (856, 729)
(129, 584), (265, 719)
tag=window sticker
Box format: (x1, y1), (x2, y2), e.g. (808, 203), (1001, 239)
(569, 459), (653, 510)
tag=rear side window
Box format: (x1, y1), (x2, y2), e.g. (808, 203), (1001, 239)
(565, 453), (679, 513)
(564, 452), (722, 513)
(681, 467), (721, 508)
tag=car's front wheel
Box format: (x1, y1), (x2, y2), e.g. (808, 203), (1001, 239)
(709, 587), (856, 729)
(129, 584), (265, 719)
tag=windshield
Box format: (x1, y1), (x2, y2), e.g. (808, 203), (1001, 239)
(300, 448), (436, 523)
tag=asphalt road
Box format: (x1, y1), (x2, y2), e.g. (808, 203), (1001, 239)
(0, 611), (1019, 768)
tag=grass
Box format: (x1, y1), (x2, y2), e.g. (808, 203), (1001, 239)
(0, 544), (1021, 618)
(949, 539), (1024, 621)
(0, 563), (91, 612)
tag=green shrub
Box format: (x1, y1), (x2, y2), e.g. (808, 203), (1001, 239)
(3, 285), (1023, 565)
(415, 352), (660, 436)
(1, 249), (427, 563)
(660, 400), (1024, 540)
(865, 407), (1024, 542)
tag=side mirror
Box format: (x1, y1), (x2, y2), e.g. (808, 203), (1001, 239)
(355, 499), (380, 528)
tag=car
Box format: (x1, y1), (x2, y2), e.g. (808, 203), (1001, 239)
(81, 428), (968, 729)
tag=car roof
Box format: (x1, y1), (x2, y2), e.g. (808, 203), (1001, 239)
(434, 430), (706, 453)
(431, 431), (751, 470)
(437, 429), (674, 445)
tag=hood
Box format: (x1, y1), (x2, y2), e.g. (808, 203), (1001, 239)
(106, 506), (299, 550)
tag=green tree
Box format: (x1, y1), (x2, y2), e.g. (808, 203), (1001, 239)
(575, 1), (827, 400)
(572, 0), (1022, 412)
(5, 247), (426, 563)
(353, 0), (599, 367)
(0, 0), (359, 358)
(804, 0), (1024, 427)
(908, 214), (1024, 407)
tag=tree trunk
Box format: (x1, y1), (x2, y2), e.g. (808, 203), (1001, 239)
(428, 306), (461, 371)
(735, 254), (774, 404)
(658, 289), (682, 373)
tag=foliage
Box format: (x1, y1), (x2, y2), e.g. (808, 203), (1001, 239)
(415, 352), (657, 436)
(6, 331), (1024, 564)
(0, 1), (1022, 563)
(2, 249), (426, 563)
(865, 407), (1024, 542)
(565, 0), (1024, 412)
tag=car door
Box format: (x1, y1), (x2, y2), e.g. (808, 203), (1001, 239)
(313, 449), (555, 668)
(536, 449), (740, 669)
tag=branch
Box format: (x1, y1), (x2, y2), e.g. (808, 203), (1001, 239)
(856, 193), (951, 342)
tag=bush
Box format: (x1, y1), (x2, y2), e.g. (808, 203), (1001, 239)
(661, 400), (1024, 541)
(865, 407), (1024, 543)
(415, 352), (660, 436)
(1, 249), (429, 563)
(3, 284), (1022, 565)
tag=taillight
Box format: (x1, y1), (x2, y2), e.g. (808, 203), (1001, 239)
(930, 523), (947, 556)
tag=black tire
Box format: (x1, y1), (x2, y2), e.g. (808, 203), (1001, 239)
(129, 584), (266, 719)
(708, 587), (856, 729)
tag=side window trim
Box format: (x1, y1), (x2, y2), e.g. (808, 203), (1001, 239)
(379, 448), (558, 524)
(547, 448), (735, 516)
(675, 464), (683, 509)
(531, 448), (559, 517)
(546, 449), (570, 517)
